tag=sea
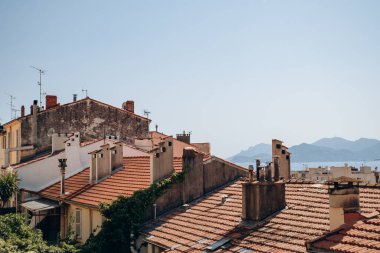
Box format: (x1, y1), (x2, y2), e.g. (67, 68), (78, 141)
(236, 160), (380, 171)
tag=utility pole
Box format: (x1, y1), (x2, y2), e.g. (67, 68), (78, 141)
(30, 66), (46, 108)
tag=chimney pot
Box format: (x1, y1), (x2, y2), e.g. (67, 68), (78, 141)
(73, 94), (77, 102)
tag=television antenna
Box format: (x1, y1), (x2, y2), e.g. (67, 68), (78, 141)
(143, 110), (150, 119)
(82, 89), (88, 98)
(30, 66), (46, 108)
(5, 93), (15, 120)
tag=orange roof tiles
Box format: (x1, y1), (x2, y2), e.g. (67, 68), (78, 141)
(143, 182), (380, 253)
(312, 214), (380, 252)
(39, 156), (151, 207)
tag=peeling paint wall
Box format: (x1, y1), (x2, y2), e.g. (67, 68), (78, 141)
(20, 99), (149, 155)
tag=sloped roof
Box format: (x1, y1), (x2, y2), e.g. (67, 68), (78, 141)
(7, 97), (149, 125)
(142, 181), (380, 253)
(39, 156), (151, 207)
(310, 212), (380, 252)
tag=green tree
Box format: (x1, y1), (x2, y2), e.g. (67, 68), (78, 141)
(0, 213), (79, 253)
(0, 171), (19, 208)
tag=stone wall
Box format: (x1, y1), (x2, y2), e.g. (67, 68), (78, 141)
(20, 98), (149, 154)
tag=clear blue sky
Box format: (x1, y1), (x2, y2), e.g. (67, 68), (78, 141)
(1, 0), (379, 158)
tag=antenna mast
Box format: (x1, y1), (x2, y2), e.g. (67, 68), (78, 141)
(143, 110), (151, 119)
(30, 66), (46, 108)
(82, 89), (88, 98)
(6, 94), (16, 120)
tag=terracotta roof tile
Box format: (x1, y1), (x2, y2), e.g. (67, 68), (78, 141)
(144, 182), (380, 253)
(40, 156), (151, 207)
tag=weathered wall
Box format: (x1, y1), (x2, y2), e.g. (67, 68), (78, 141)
(20, 98), (149, 154)
(203, 159), (247, 193)
(151, 152), (247, 219)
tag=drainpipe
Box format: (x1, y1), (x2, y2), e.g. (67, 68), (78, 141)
(153, 203), (157, 220)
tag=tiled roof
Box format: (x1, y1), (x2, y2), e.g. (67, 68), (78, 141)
(311, 213), (380, 252)
(143, 182), (380, 253)
(39, 156), (151, 207)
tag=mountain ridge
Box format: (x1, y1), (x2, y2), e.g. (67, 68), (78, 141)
(229, 137), (380, 163)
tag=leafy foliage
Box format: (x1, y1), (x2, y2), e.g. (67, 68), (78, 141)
(0, 171), (19, 208)
(0, 213), (79, 253)
(81, 170), (186, 253)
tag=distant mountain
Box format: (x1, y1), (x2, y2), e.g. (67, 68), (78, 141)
(229, 137), (380, 163)
(312, 137), (380, 152)
(229, 143), (271, 163)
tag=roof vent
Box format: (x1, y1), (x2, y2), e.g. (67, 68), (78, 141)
(221, 194), (228, 204)
(206, 238), (231, 252)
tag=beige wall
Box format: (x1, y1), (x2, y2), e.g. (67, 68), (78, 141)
(67, 204), (103, 243)
(0, 120), (22, 167)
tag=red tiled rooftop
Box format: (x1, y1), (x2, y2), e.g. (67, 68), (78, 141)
(312, 214), (380, 252)
(143, 182), (380, 253)
(40, 156), (151, 207)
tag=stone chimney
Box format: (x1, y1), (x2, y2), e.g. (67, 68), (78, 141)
(122, 100), (134, 113)
(242, 159), (286, 222)
(329, 182), (362, 231)
(46, 95), (58, 110)
(272, 139), (291, 180)
(21, 105), (25, 117)
(176, 131), (191, 144)
(150, 137), (174, 183)
(89, 142), (123, 184)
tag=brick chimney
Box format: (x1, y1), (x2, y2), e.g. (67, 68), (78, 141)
(122, 100), (134, 113)
(242, 159), (286, 222)
(329, 182), (363, 231)
(46, 95), (58, 110)
(176, 131), (191, 144)
(20, 105), (25, 117)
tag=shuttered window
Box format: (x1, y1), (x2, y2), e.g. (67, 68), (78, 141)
(75, 208), (82, 238)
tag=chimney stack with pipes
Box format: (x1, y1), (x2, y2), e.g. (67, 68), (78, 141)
(242, 158), (286, 222)
(122, 100), (134, 113)
(89, 142), (123, 184)
(150, 137), (174, 183)
(58, 158), (67, 196)
(329, 182), (362, 231)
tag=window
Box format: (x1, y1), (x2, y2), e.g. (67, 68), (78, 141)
(276, 144), (281, 149)
(75, 209), (82, 238)
(281, 150), (285, 154)
(168, 141), (172, 146)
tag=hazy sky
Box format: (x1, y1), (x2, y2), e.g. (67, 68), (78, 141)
(1, 0), (379, 158)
